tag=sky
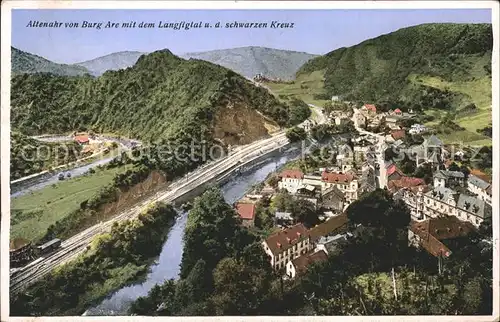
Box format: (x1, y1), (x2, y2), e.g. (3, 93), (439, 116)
(12, 9), (492, 64)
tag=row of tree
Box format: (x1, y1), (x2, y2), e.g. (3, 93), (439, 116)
(11, 202), (178, 316)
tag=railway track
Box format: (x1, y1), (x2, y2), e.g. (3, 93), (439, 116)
(10, 131), (289, 293)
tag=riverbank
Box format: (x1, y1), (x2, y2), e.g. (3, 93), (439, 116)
(10, 203), (178, 316)
(84, 151), (302, 315)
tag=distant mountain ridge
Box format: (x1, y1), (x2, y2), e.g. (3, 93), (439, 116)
(181, 46), (318, 80)
(11, 47), (90, 76)
(12, 46), (317, 80)
(11, 49), (304, 145)
(75, 51), (146, 76)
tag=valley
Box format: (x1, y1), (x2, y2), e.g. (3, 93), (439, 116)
(8, 20), (494, 318)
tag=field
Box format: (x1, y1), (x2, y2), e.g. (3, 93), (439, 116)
(10, 165), (133, 242)
(266, 70), (330, 107)
(409, 74), (492, 146)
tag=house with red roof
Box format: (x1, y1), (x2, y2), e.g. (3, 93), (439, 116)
(388, 176), (427, 193)
(362, 104), (377, 113)
(321, 171), (359, 204)
(74, 135), (90, 145)
(262, 223), (312, 271)
(391, 129), (406, 141)
(393, 108), (402, 115)
(409, 216), (475, 258)
(235, 202), (256, 227)
(278, 169), (305, 194)
(286, 249), (328, 279)
(386, 164), (404, 182)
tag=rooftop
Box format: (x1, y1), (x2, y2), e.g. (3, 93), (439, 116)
(321, 171), (355, 184)
(275, 211), (293, 220)
(291, 250), (328, 275)
(264, 223), (309, 256)
(469, 169), (491, 183)
(434, 170), (465, 180)
(410, 216), (475, 257)
(391, 130), (405, 140)
(321, 185), (345, 200)
(425, 186), (458, 202)
(456, 194), (491, 219)
(388, 176), (427, 192)
(424, 135), (443, 147)
(387, 164), (403, 177)
(468, 174), (491, 190)
(363, 104), (377, 112)
(280, 169), (304, 180)
(309, 214), (348, 242)
(75, 135), (89, 144)
(236, 203), (256, 220)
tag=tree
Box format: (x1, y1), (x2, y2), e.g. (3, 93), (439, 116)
(292, 198), (320, 228)
(129, 279), (177, 315)
(180, 188), (242, 278)
(414, 163), (434, 184)
(310, 124), (332, 142)
(266, 175), (280, 189)
(211, 257), (273, 315)
(286, 126), (307, 143)
(448, 162), (460, 172)
(288, 99), (311, 125)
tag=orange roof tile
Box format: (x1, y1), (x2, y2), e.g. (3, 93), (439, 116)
(321, 171), (355, 184)
(264, 223), (309, 256)
(280, 169), (304, 179)
(291, 250), (328, 275)
(236, 203), (256, 220)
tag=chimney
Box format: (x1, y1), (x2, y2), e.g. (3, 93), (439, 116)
(277, 242), (281, 248)
(286, 237), (291, 243)
(297, 232), (301, 238)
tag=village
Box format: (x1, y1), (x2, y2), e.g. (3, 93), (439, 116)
(231, 102), (493, 280)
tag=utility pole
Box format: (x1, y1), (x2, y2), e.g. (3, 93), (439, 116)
(392, 267), (398, 301)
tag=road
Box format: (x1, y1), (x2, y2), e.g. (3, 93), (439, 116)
(307, 104), (328, 125)
(11, 135), (134, 186)
(351, 108), (388, 189)
(10, 131), (292, 293)
(10, 82), (329, 293)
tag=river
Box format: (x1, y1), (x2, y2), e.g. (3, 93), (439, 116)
(84, 151), (301, 316)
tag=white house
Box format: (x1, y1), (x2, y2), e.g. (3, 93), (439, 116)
(467, 175), (492, 205)
(278, 170), (304, 194)
(433, 170), (465, 188)
(321, 171), (359, 204)
(314, 234), (349, 255)
(285, 249), (328, 279)
(409, 124), (427, 135)
(262, 223), (312, 271)
(423, 186), (492, 227)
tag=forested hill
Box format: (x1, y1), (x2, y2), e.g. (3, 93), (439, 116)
(297, 23), (492, 110)
(11, 47), (90, 76)
(11, 49), (307, 145)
